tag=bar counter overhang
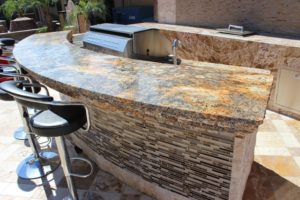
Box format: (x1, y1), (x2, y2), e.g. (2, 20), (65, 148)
(13, 30), (273, 200)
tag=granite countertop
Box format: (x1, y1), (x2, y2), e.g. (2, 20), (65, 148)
(13, 31), (273, 132)
(139, 23), (300, 48)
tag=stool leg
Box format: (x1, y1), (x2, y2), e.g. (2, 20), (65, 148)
(13, 107), (36, 140)
(13, 103), (29, 140)
(56, 136), (79, 200)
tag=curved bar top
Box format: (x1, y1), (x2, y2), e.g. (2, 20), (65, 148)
(14, 31), (272, 132)
(13, 30), (274, 200)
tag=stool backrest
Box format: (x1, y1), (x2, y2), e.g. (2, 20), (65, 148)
(0, 80), (89, 130)
(0, 80), (53, 110)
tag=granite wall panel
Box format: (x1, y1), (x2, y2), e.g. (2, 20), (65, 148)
(149, 27), (300, 120)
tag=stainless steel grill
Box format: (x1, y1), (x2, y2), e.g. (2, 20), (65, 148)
(83, 23), (153, 58)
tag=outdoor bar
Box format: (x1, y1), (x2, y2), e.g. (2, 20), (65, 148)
(1, 1), (300, 200)
(12, 27), (273, 200)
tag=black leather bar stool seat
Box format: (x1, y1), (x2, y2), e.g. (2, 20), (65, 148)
(31, 107), (86, 137)
(0, 38), (16, 46)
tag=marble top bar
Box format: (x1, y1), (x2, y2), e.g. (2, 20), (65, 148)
(13, 31), (273, 132)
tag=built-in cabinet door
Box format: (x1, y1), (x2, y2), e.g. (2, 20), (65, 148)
(275, 69), (300, 115)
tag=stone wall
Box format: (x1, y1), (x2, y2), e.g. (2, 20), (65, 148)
(155, 0), (300, 37)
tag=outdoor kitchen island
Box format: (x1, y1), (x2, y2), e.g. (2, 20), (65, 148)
(13, 31), (273, 200)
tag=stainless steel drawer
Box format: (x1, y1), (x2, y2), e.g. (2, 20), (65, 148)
(275, 69), (300, 115)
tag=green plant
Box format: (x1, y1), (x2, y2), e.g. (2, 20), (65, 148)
(23, 0), (59, 31)
(24, 0), (58, 10)
(66, 0), (106, 25)
(36, 26), (48, 33)
(1, 0), (27, 19)
(1, 0), (59, 31)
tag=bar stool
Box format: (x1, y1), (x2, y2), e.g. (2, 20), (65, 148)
(0, 38), (15, 46)
(0, 67), (28, 140)
(0, 75), (60, 179)
(0, 66), (43, 140)
(0, 80), (93, 200)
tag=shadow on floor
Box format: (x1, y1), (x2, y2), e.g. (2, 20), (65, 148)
(243, 162), (300, 200)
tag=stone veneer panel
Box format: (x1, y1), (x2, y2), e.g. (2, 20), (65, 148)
(229, 131), (257, 200)
(64, 96), (257, 200)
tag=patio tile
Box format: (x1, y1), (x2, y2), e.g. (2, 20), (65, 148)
(283, 176), (300, 187)
(273, 120), (294, 133)
(255, 132), (285, 147)
(286, 120), (300, 132)
(255, 156), (300, 177)
(278, 132), (300, 147)
(0, 136), (15, 145)
(0, 183), (35, 198)
(288, 148), (300, 156)
(0, 182), (9, 193)
(258, 119), (277, 132)
(269, 176), (300, 200)
(254, 147), (290, 156)
(84, 191), (122, 200)
(294, 157), (300, 168)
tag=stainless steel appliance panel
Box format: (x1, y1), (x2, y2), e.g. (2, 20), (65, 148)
(275, 69), (300, 114)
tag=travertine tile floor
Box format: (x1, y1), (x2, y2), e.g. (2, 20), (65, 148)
(0, 99), (300, 199)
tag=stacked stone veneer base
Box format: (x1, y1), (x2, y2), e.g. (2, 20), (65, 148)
(65, 97), (257, 200)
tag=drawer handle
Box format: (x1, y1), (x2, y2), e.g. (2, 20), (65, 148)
(295, 73), (300, 80)
(228, 24), (244, 33)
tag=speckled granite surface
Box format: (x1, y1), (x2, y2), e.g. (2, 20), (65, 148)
(138, 23), (300, 120)
(138, 23), (300, 48)
(14, 31), (273, 133)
